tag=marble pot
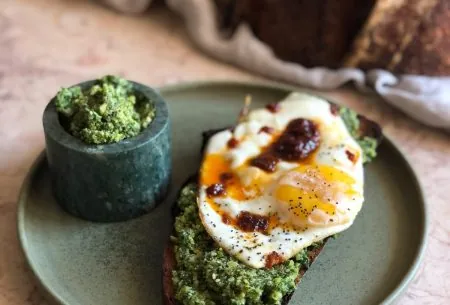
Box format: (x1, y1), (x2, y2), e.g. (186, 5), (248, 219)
(42, 80), (171, 222)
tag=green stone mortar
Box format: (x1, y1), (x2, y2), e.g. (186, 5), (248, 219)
(42, 80), (171, 222)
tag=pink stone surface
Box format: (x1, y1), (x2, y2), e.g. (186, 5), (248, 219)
(0, 0), (449, 304)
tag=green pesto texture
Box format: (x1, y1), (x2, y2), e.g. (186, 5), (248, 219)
(54, 75), (155, 145)
(339, 107), (378, 163)
(171, 106), (379, 305)
(172, 184), (314, 305)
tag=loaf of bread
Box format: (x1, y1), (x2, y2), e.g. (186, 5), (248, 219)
(214, 0), (450, 76)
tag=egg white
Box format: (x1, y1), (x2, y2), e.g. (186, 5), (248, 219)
(198, 93), (364, 268)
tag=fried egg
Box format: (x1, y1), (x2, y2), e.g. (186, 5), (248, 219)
(198, 93), (364, 268)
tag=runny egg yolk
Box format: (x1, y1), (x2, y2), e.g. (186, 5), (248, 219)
(200, 154), (229, 185)
(275, 164), (357, 227)
(201, 153), (256, 201)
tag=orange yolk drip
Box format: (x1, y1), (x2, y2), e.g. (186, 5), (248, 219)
(275, 164), (357, 222)
(200, 153), (248, 201)
(201, 153), (280, 232)
(313, 164), (358, 197)
(275, 185), (336, 221)
(314, 164), (356, 185)
(200, 153), (229, 185)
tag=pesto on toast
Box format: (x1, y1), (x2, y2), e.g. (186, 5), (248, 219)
(163, 105), (382, 305)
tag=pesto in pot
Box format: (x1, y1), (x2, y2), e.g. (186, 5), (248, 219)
(54, 75), (155, 145)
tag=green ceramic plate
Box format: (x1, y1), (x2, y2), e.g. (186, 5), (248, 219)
(18, 82), (427, 305)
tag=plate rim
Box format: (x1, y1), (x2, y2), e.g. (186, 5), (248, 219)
(17, 80), (429, 305)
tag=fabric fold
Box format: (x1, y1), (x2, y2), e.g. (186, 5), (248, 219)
(103, 0), (450, 130)
(167, 0), (450, 131)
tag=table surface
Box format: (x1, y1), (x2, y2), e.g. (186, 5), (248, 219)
(0, 0), (449, 304)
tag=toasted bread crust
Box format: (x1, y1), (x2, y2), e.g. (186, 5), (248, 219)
(280, 242), (326, 305)
(162, 245), (177, 305)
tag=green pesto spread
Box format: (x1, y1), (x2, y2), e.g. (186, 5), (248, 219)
(339, 107), (378, 163)
(54, 75), (155, 145)
(172, 184), (317, 305)
(171, 107), (379, 305)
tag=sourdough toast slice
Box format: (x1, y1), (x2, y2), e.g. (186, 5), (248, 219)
(162, 175), (328, 305)
(163, 102), (382, 305)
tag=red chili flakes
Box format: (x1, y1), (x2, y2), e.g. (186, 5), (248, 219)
(345, 150), (357, 163)
(330, 103), (340, 116)
(250, 119), (320, 172)
(227, 138), (239, 148)
(206, 183), (226, 197)
(273, 118), (320, 161)
(250, 153), (279, 173)
(221, 213), (232, 225)
(259, 126), (275, 134)
(236, 211), (269, 233)
(265, 103), (281, 113)
(265, 251), (284, 268)
(219, 172), (233, 183)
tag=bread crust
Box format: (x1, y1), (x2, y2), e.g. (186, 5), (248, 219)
(162, 245), (177, 305)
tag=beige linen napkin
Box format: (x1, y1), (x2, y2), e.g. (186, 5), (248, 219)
(102, 0), (450, 131)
